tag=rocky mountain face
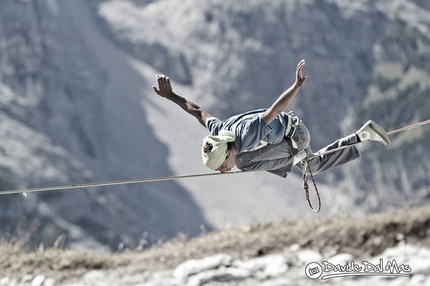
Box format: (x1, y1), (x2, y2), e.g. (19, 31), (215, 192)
(0, 0), (428, 250)
(96, 0), (430, 214)
(96, 0), (387, 146)
(334, 0), (430, 214)
(0, 0), (209, 250)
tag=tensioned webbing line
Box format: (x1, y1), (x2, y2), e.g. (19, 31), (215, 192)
(1, 118), (429, 196)
(0, 171), (249, 196)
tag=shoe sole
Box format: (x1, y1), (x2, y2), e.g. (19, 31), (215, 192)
(368, 120), (391, 145)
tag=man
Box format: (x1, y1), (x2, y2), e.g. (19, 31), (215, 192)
(152, 59), (390, 178)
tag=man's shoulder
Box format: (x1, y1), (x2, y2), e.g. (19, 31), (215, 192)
(206, 109), (269, 136)
(205, 116), (221, 135)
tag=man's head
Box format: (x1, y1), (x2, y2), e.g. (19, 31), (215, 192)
(201, 130), (237, 173)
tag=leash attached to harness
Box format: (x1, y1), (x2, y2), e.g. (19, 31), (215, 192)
(301, 157), (322, 213)
(284, 112), (322, 213)
(299, 118), (430, 213)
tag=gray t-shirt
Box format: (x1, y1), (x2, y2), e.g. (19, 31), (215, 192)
(205, 109), (287, 154)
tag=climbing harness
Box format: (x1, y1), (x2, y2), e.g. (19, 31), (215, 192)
(243, 111), (299, 153)
(0, 118), (429, 203)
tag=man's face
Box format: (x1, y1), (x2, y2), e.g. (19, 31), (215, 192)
(215, 152), (236, 173)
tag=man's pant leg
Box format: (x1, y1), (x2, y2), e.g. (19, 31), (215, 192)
(235, 139), (294, 178)
(299, 134), (361, 174)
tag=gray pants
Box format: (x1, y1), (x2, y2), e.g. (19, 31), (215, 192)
(235, 121), (360, 178)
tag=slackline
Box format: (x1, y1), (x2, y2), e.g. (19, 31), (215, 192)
(1, 118), (429, 196)
(0, 171), (248, 196)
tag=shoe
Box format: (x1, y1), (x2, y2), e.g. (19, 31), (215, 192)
(356, 120), (391, 145)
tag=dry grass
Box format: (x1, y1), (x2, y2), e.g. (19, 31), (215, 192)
(120, 204), (430, 270)
(0, 228), (113, 278)
(1, 204), (430, 277)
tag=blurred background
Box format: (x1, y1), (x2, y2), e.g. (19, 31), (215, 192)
(0, 0), (429, 251)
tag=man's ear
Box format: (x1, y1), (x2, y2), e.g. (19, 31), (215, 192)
(226, 149), (232, 158)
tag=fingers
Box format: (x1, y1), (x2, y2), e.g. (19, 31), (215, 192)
(155, 74), (169, 85)
(302, 75), (308, 84)
(153, 74), (172, 97)
(297, 59), (306, 71)
(297, 59), (306, 76)
(295, 59), (307, 87)
(152, 86), (160, 95)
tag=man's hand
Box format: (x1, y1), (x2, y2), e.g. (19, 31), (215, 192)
(295, 59), (307, 87)
(151, 74), (212, 126)
(262, 59), (307, 125)
(152, 74), (173, 98)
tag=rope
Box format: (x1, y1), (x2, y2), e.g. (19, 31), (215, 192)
(0, 171), (248, 196)
(0, 118), (429, 197)
(302, 157), (321, 213)
(386, 118), (430, 135)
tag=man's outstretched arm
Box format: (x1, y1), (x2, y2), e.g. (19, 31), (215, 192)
(262, 59), (307, 125)
(152, 74), (213, 127)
